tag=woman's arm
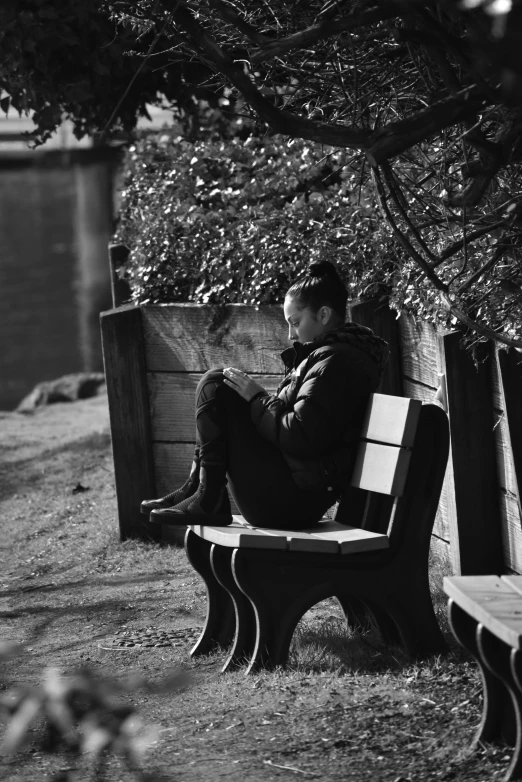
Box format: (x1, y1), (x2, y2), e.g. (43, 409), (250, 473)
(250, 352), (377, 456)
(223, 367), (268, 402)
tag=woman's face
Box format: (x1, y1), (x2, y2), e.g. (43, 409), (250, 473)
(284, 296), (330, 344)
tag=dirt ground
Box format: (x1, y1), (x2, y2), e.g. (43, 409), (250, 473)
(0, 394), (513, 781)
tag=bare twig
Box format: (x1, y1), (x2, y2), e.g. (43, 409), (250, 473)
(99, 14), (172, 142)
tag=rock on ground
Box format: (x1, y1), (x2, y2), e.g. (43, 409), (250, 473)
(16, 373), (106, 413)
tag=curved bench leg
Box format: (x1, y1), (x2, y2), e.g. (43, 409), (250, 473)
(336, 594), (403, 646)
(362, 599), (404, 646)
(395, 581), (447, 657)
(210, 545), (257, 673)
(338, 576), (446, 658)
(232, 551), (333, 674)
(335, 595), (372, 633)
(184, 530), (235, 657)
(508, 650), (522, 780)
(477, 625), (522, 780)
(448, 599), (510, 747)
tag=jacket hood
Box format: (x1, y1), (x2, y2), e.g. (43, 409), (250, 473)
(281, 321), (389, 379)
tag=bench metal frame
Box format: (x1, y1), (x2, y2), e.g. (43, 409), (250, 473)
(186, 401), (450, 673)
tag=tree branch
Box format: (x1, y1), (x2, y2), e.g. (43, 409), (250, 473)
(439, 292), (522, 348)
(167, 3), (492, 165)
(381, 162), (440, 265)
(208, 0), (272, 46)
(366, 86), (486, 165)
(434, 220), (504, 265)
(372, 167), (449, 291)
(456, 242), (509, 295)
(168, 1), (370, 149)
(249, 2), (422, 65)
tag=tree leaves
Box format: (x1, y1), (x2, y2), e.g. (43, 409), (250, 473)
(115, 131), (402, 308)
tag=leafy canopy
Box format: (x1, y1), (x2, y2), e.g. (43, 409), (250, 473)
(3, 0), (522, 345)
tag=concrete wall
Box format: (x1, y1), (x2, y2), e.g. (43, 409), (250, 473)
(0, 149), (117, 409)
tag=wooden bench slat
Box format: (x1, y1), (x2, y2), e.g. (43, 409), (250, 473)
(502, 575), (522, 597)
(191, 517), (389, 555)
(189, 523), (287, 549)
(360, 395), (422, 447)
(351, 442), (411, 496)
(255, 527), (340, 554)
(308, 522), (390, 555)
(444, 575), (522, 649)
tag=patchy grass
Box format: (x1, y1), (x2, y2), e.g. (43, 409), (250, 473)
(0, 397), (513, 781)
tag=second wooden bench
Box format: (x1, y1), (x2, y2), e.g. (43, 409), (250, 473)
(444, 575), (522, 782)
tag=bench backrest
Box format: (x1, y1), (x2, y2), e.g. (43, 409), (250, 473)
(350, 394), (421, 496)
(336, 394), (449, 553)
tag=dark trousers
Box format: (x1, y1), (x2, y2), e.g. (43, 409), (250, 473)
(194, 370), (334, 529)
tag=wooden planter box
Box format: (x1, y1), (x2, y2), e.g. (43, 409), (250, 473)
(100, 303), (289, 544)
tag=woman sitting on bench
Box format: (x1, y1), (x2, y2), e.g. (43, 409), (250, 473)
(141, 261), (388, 529)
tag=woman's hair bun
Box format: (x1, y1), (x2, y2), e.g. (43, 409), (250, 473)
(287, 259), (348, 318)
(308, 261), (341, 281)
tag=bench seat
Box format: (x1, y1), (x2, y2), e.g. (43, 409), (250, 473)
(444, 575), (522, 781)
(189, 515), (390, 555)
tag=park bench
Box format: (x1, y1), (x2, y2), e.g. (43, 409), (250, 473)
(444, 575), (522, 782)
(183, 392), (450, 674)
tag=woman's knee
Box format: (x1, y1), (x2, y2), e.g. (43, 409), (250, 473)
(196, 368), (225, 404)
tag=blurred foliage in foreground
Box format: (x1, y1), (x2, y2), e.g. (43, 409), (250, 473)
(0, 640), (190, 782)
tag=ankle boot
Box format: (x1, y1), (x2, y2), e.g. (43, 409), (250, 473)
(149, 464), (232, 526)
(140, 449), (200, 515)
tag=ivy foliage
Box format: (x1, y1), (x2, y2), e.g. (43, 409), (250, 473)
(115, 131), (404, 308)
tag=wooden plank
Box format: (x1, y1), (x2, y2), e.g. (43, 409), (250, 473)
(258, 527), (340, 554)
(190, 518), (388, 554)
(430, 534), (451, 569)
(402, 378), (438, 405)
(497, 348), (522, 520)
(402, 379), (453, 543)
(399, 314), (444, 389)
(100, 305), (159, 542)
(152, 442), (195, 496)
(148, 372), (282, 442)
(494, 414), (519, 496)
(500, 491), (522, 574)
(490, 351), (504, 411)
(502, 576), (522, 597)
(488, 351), (516, 567)
(257, 523), (389, 554)
(302, 520), (389, 554)
(351, 442), (411, 496)
(444, 575), (522, 648)
(142, 304), (289, 374)
(443, 335), (503, 575)
(361, 394), (421, 447)
(190, 522), (287, 549)
(349, 299), (403, 395)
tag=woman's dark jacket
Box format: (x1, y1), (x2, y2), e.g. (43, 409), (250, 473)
(249, 322), (389, 494)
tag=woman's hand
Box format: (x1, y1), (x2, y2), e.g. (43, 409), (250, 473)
(223, 367), (266, 402)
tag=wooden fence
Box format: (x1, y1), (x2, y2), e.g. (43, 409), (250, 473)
(101, 300), (522, 574)
(351, 299), (519, 575)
